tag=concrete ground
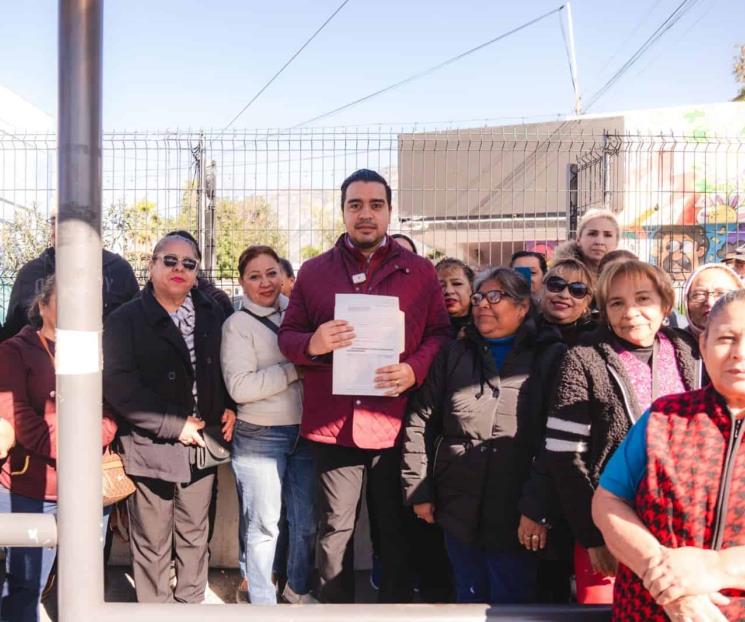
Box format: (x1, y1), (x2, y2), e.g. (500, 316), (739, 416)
(1, 467), (380, 618)
(0, 563), (377, 621)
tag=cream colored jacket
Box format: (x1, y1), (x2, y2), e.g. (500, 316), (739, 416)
(220, 294), (303, 426)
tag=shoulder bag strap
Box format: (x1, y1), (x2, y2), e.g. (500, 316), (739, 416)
(241, 307), (280, 335)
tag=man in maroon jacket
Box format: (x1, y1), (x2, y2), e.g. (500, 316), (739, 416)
(279, 169), (451, 603)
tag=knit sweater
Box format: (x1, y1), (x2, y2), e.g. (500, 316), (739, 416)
(539, 325), (699, 547)
(221, 294), (303, 426)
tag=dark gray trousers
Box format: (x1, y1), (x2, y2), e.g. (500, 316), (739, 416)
(312, 442), (413, 604)
(127, 470), (215, 603)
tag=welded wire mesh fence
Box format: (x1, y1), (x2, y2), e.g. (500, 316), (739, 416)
(1, 120), (744, 320)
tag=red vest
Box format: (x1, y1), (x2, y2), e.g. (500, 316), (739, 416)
(613, 387), (745, 621)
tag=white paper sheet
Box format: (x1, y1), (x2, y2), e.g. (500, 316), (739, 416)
(332, 294), (404, 396)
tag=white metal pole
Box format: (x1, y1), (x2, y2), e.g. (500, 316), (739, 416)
(564, 2), (583, 115)
(56, 0), (104, 620)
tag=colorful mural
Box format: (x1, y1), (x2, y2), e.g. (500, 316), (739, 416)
(623, 218), (745, 282)
(615, 104), (745, 281)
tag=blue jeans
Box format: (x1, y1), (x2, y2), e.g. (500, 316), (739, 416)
(0, 486), (110, 622)
(444, 531), (537, 604)
(231, 422), (316, 605)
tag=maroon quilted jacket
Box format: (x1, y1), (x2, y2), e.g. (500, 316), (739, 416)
(278, 235), (451, 449)
(613, 387), (745, 621)
(0, 325), (118, 500)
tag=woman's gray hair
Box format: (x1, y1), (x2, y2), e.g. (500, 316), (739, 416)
(152, 233), (200, 260)
(704, 289), (745, 337)
(28, 275), (56, 328)
(473, 267), (531, 304)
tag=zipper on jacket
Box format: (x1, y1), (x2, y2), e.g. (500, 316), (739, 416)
(712, 416), (745, 549)
(431, 435), (444, 476)
(608, 366), (637, 425)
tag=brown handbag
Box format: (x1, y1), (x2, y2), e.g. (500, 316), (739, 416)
(102, 448), (135, 507)
(38, 331), (135, 507)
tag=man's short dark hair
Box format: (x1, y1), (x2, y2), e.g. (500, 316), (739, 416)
(278, 257), (295, 280)
(510, 250), (547, 275)
(340, 169), (392, 210)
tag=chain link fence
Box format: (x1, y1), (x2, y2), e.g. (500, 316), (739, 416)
(2, 120), (744, 321)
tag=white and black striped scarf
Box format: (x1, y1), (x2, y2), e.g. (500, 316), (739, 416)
(169, 294), (198, 416)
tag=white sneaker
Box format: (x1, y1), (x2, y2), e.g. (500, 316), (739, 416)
(281, 584), (319, 604)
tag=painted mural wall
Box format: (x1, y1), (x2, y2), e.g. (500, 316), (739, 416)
(617, 103), (745, 282)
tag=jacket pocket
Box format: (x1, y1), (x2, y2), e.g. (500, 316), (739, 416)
(433, 437), (472, 482)
(234, 420), (271, 438)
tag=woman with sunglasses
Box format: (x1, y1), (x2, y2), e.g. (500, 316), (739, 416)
(401, 268), (566, 604)
(536, 260), (700, 605)
(538, 259), (596, 346)
(515, 259), (596, 604)
(103, 233), (236, 604)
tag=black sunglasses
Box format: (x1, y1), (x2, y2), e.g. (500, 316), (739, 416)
(153, 254), (199, 272)
(470, 289), (511, 306)
(544, 276), (589, 300)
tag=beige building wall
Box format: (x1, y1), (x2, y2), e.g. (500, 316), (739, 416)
(397, 117), (625, 266)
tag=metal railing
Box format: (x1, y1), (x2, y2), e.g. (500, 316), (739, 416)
(2, 124), (744, 309)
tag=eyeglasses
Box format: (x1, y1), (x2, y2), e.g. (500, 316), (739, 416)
(470, 290), (511, 306)
(688, 289), (733, 304)
(153, 254), (199, 272)
(544, 276), (589, 299)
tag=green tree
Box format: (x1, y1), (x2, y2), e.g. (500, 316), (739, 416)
(121, 200), (164, 267)
(301, 204), (344, 260)
(213, 197), (287, 278)
(300, 245), (323, 260)
(0, 202), (51, 274)
(427, 248), (445, 262)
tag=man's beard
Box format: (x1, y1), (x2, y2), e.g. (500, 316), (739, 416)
(350, 233), (384, 250)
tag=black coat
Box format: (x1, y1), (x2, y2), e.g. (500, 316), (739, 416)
(2, 247), (139, 340)
(197, 276), (234, 319)
(102, 283), (230, 483)
(401, 317), (566, 551)
(537, 314), (598, 348)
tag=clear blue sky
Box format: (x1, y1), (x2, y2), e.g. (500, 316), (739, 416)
(1, 0), (743, 130)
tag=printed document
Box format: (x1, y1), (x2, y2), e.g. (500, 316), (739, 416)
(332, 294), (404, 396)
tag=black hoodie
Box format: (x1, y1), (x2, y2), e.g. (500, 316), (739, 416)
(1, 247), (139, 340)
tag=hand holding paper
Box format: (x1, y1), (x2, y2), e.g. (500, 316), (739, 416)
(332, 294), (405, 396)
(308, 319), (356, 356)
(374, 362), (415, 396)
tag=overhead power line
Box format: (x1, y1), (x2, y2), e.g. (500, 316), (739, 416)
(594, 0), (664, 78)
(221, 0), (353, 132)
(584, 0), (702, 111)
(627, 0), (717, 85)
(292, 5), (566, 129)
